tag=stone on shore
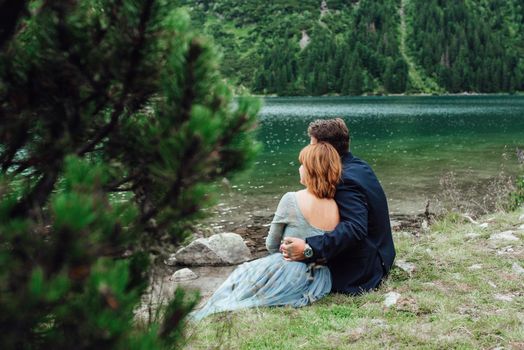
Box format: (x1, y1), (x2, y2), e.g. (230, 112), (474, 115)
(468, 264), (482, 270)
(390, 220), (401, 230)
(174, 232), (252, 266)
(512, 262), (524, 275)
(171, 268), (198, 282)
(395, 260), (416, 275)
(489, 231), (519, 242)
(464, 232), (481, 240)
(164, 255), (177, 266)
(384, 292), (401, 307)
(493, 293), (514, 302)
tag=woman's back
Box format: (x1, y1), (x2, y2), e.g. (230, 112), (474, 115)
(294, 189), (339, 231)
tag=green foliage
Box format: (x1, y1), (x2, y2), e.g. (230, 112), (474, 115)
(509, 175), (524, 210)
(407, 0), (524, 93)
(181, 0), (523, 95)
(0, 157), (152, 349)
(250, 0), (408, 95)
(0, 1), (259, 348)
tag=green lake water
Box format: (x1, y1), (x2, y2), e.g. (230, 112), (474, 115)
(223, 95), (524, 216)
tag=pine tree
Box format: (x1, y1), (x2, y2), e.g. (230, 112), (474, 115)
(341, 52), (364, 96)
(0, 1), (259, 349)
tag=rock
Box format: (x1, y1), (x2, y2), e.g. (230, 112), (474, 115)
(164, 254), (177, 266)
(174, 232), (252, 266)
(346, 327), (365, 342)
(299, 30), (310, 50)
(390, 220), (401, 230)
(494, 293), (514, 302)
(253, 208), (273, 217)
(395, 260), (416, 275)
(512, 262), (524, 275)
(519, 214), (524, 222)
(464, 232), (480, 240)
(171, 268), (198, 282)
(478, 223), (489, 229)
(206, 233), (252, 263)
(394, 231), (412, 238)
(384, 292), (401, 307)
(496, 245), (515, 255)
(467, 264), (482, 270)
(489, 231), (519, 242)
(452, 273), (463, 280)
(519, 224), (524, 230)
(421, 220), (429, 232)
(370, 319), (387, 328)
(221, 177), (231, 189)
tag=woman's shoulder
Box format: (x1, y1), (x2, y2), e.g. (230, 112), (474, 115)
(280, 191), (296, 201)
(276, 191), (298, 211)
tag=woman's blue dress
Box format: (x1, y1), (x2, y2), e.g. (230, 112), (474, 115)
(191, 192), (332, 321)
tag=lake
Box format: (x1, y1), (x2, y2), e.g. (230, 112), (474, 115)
(219, 95), (524, 217)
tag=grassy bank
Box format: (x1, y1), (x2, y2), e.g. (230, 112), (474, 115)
(183, 208), (524, 349)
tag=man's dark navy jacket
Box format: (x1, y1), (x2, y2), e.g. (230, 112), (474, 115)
(305, 152), (396, 294)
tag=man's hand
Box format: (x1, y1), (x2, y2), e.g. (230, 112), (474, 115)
(280, 237), (306, 261)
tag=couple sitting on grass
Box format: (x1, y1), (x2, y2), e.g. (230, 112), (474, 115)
(192, 118), (396, 321)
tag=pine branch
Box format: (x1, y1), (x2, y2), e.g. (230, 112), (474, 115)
(179, 39), (202, 121)
(92, 0), (124, 46)
(9, 167), (60, 219)
(76, 0), (155, 156)
(139, 136), (201, 225)
(0, 126), (29, 173)
(6, 158), (37, 177)
(104, 173), (139, 192)
(75, 107), (122, 156)
(0, 0), (28, 50)
(137, 39), (206, 226)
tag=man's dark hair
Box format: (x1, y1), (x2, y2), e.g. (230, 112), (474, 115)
(308, 118), (350, 156)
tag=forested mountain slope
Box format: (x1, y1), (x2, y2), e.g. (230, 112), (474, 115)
(180, 0), (524, 95)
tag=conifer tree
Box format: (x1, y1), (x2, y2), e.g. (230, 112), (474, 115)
(0, 1), (259, 349)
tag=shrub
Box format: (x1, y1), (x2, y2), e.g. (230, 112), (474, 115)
(0, 1), (259, 348)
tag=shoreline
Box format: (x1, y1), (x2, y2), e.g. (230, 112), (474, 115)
(194, 200), (428, 261)
(151, 205), (427, 307)
(241, 92), (524, 98)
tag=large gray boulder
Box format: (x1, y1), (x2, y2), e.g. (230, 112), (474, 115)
(174, 232), (252, 266)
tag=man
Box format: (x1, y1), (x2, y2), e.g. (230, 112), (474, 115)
(282, 118), (396, 294)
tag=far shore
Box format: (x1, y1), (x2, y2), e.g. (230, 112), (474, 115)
(238, 91), (524, 98)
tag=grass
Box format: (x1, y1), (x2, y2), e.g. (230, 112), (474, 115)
(182, 207), (524, 349)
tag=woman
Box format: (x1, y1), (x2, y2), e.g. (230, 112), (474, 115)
(190, 142), (341, 321)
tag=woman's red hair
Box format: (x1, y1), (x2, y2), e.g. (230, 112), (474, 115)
(299, 142), (341, 198)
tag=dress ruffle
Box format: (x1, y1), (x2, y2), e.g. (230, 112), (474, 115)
(190, 253), (331, 321)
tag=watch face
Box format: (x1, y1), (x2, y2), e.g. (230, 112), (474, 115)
(304, 246), (313, 258)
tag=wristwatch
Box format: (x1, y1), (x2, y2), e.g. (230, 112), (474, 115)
(303, 243), (314, 258)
